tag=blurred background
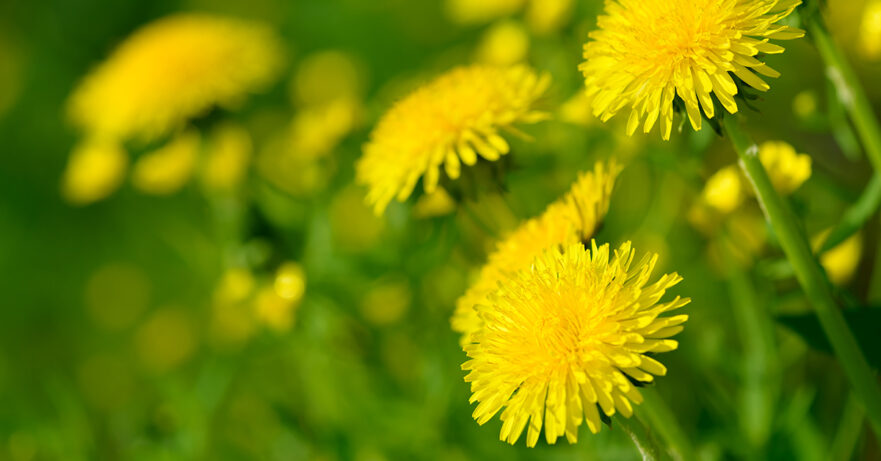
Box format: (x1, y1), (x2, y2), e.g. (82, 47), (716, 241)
(1, 0), (880, 459)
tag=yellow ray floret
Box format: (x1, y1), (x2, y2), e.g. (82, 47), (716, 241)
(357, 65), (550, 214)
(68, 14), (282, 142)
(463, 241), (689, 447)
(579, 0), (804, 140)
(452, 161), (622, 344)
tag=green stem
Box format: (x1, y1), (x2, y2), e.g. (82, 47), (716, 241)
(640, 387), (696, 461)
(615, 414), (663, 461)
(722, 238), (777, 452)
(821, 173), (881, 252)
(722, 115), (881, 440)
(829, 393), (865, 461)
(806, 16), (881, 172)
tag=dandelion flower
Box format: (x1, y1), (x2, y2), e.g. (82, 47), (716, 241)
(452, 161), (621, 344)
(579, 0), (804, 140)
(68, 14), (282, 142)
(357, 65), (550, 214)
(860, 0), (881, 59)
(758, 141), (811, 195)
(476, 21), (530, 66)
(61, 140), (128, 205)
(464, 241), (689, 446)
(445, 0), (526, 24)
(703, 165), (744, 213)
(814, 231), (862, 286)
(132, 130), (200, 195)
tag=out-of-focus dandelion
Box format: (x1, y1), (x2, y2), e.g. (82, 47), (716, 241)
(290, 98), (360, 160)
(476, 21), (530, 66)
(579, 0), (804, 140)
(525, 0), (573, 35)
(859, 0), (881, 59)
(256, 262), (306, 332)
(758, 141), (811, 195)
(135, 307), (197, 373)
(132, 130), (200, 195)
(67, 13), (282, 142)
(290, 51), (363, 108)
(357, 65), (550, 214)
(703, 166), (745, 214)
(453, 161), (621, 344)
(359, 279), (412, 326)
(61, 140), (128, 205)
(85, 263), (150, 330)
(201, 123), (252, 192)
(412, 187), (457, 219)
(559, 92), (595, 127)
(464, 241), (689, 446)
(792, 90), (818, 120)
(815, 231), (862, 286)
(445, 0), (526, 24)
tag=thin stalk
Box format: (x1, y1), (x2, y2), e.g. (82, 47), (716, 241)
(615, 414), (664, 461)
(806, 16), (881, 172)
(821, 173), (881, 252)
(722, 237), (778, 452)
(722, 115), (881, 440)
(640, 387), (697, 461)
(829, 393), (865, 461)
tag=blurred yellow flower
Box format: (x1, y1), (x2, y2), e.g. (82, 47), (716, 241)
(445, 0), (526, 24)
(525, 0), (573, 35)
(68, 14), (282, 142)
(860, 0), (881, 59)
(559, 91), (595, 127)
(290, 51), (363, 107)
(132, 130), (200, 195)
(792, 90), (818, 120)
(464, 241), (689, 446)
(210, 268), (257, 347)
(703, 165), (744, 214)
(412, 187), (457, 218)
(759, 141), (811, 195)
(476, 21), (529, 66)
(357, 65), (550, 214)
(580, 0), (804, 140)
(815, 231), (862, 286)
(453, 161), (621, 344)
(135, 307), (197, 373)
(290, 98), (360, 160)
(61, 140), (128, 205)
(254, 262), (306, 332)
(201, 123), (252, 192)
(359, 279), (412, 326)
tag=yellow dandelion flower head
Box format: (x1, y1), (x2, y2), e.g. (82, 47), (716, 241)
(61, 140), (128, 205)
(357, 65), (550, 214)
(463, 241), (689, 446)
(559, 160), (623, 242)
(132, 129), (200, 196)
(702, 165), (745, 213)
(452, 161), (621, 344)
(579, 0), (804, 140)
(758, 140), (811, 195)
(68, 14), (283, 142)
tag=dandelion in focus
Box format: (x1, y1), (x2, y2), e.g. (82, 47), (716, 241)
(464, 241), (689, 446)
(579, 0), (804, 140)
(357, 65), (550, 214)
(132, 130), (200, 195)
(758, 141), (811, 195)
(452, 161), (621, 344)
(67, 13), (282, 142)
(61, 140), (128, 205)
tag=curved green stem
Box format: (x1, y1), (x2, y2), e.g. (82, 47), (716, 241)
(640, 387), (696, 461)
(616, 413), (663, 461)
(722, 115), (881, 440)
(806, 16), (881, 172)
